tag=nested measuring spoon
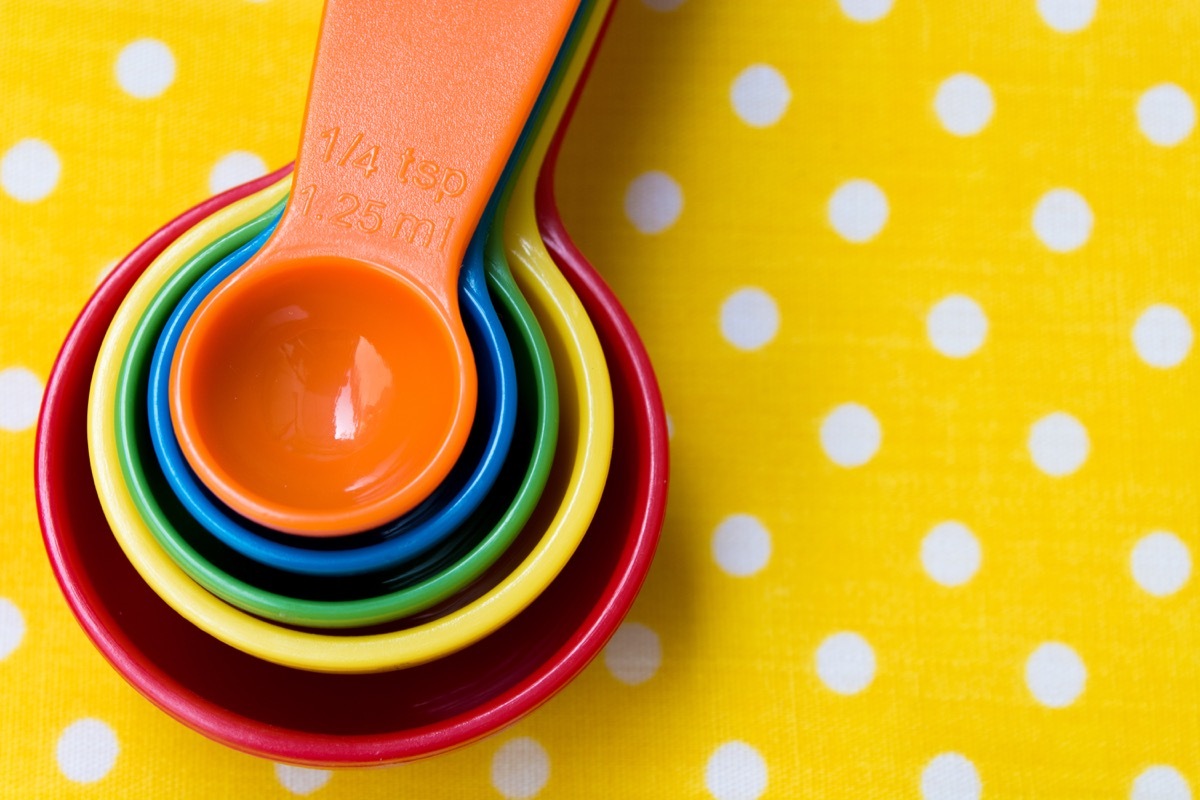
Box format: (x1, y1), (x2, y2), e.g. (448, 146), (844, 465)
(119, 0), (592, 622)
(137, 0), (597, 582)
(170, 0), (579, 536)
(122, 218), (551, 623)
(392, 0), (617, 625)
(142, 212), (518, 578)
(85, 0), (613, 670)
(37, 0), (666, 759)
(112, 174), (557, 626)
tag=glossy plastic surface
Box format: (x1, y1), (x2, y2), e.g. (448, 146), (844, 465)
(37, 0), (669, 764)
(108, 6), (605, 621)
(497, 0), (617, 619)
(143, 219), (517, 579)
(172, 0), (578, 535)
(117, 202), (556, 624)
(86, 182), (525, 664)
(109, 0), (593, 624)
(86, 0), (608, 671)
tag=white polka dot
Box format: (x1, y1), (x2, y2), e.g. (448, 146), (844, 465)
(641, 0), (686, 11)
(491, 738), (550, 799)
(1028, 412), (1089, 477)
(666, 413), (675, 440)
(838, 0), (893, 23)
(829, 179), (888, 243)
(1033, 188), (1093, 252)
(1, 139), (61, 202)
(624, 171), (683, 234)
(921, 522), (982, 587)
(604, 622), (662, 685)
(1137, 84), (1196, 147)
(712, 514), (771, 577)
(1133, 766), (1192, 800)
(115, 39), (176, 99)
(209, 151), (268, 195)
(56, 719), (119, 783)
(816, 632), (876, 695)
(730, 65), (791, 128)
(0, 367), (42, 432)
(934, 74), (995, 136)
(1133, 305), (1192, 368)
(720, 288), (780, 351)
(1037, 0), (1096, 32)
(921, 753), (982, 800)
(0, 598), (25, 661)
(274, 764), (331, 795)
(705, 741), (768, 800)
(926, 295), (988, 358)
(820, 403), (882, 468)
(1025, 642), (1086, 708)
(1132, 532), (1191, 597)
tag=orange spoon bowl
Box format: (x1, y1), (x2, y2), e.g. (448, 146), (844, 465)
(173, 255), (467, 535)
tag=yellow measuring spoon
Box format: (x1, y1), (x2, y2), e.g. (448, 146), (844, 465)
(88, 0), (612, 673)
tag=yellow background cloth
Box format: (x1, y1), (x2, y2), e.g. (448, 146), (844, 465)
(2, 0), (1197, 797)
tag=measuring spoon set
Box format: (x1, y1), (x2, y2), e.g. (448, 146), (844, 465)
(35, 0), (667, 765)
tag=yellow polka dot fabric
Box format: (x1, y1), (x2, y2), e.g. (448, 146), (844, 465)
(3, 0), (1200, 796)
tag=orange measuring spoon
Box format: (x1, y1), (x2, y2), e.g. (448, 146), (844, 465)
(170, 0), (579, 536)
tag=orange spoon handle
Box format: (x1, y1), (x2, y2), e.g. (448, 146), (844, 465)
(260, 0), (579, 314)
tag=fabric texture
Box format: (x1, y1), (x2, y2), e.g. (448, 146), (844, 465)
(2, 0), (1197, 796)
